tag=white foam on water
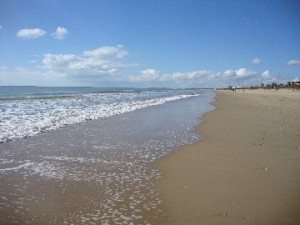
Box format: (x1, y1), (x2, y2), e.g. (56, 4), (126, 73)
(0, 91), (199, 143)
(0, 161), (34, 172)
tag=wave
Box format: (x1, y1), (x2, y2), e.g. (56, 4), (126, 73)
(0, 91), (201, 143)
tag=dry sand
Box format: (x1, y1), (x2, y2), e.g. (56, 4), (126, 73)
(156, 89), (300, 225)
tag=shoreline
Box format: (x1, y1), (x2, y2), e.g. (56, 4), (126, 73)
(0, 90), (215, 225)
(155, 89), (300, 225)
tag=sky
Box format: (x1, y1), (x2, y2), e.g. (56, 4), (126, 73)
(0, 0), (300, 88)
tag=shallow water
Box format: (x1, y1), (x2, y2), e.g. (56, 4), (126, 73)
(0, 87), (203, 143)
(0, 90), (215, 224)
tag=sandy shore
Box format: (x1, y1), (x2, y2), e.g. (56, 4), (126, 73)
(156, 89), (300, 225)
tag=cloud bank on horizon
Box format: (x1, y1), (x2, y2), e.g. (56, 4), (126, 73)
(0, 0), (299, 88)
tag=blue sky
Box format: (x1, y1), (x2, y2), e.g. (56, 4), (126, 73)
(0, 0), (299, 88)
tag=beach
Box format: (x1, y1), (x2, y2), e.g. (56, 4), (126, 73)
(1, 88), (300, 224)
(156, 89), (300, 225)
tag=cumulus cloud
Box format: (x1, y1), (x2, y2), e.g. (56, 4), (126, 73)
(141, 69), (160, 79)
(167, 71), (214, 81)
(17, 28), (47, 39)
(141, 69), (160, 76)
(130, 69), (160, 82)
(130, 70), (214, 84)
(42, 45), (129, 76)
(83, 45), (127, 59)
(128, 67), (285, 88)
(52, 27), (68, 39)
(224, 68), (256, 78)
(261, 70), (271, 79)
(252, 58), (261, 65)
(286, 59), (300, 66)
(43, 54), (81, 70)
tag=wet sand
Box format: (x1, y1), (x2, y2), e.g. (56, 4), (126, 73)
(156, 89), (300, 225)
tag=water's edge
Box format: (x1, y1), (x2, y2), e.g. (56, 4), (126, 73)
(0, 90), (215, 225)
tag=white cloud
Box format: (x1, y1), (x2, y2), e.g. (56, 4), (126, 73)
(130, 70), (215, 85)
(139, 69), (161, 81)
(286, 59), (300, 66)
(84, 45), (127, 59)
(130, 69), (160, 82)
(252, 58), (261, 65)
(167, 71), (214, 81)
(224, 68), (256, 78)
(261, 70), (279, 83)
(43, 54), (81, 69)
(42, 45), (129, 76)
(52, 27), (68, 39)
(141, 69), (160, 76)
(128, 67), (287, 88)
(261, 70), (271, 79)
(1, 39), (287, 87)
(257, 70), (277, 83)
(17, 28), (47, 39)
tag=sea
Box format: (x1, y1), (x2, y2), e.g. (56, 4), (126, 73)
(0, 86), (215, 224)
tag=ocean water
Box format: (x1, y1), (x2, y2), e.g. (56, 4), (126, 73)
(0, 86), (215, 224)
(1, 86), (205, 143)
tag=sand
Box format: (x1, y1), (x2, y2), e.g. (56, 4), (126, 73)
(156, 89), (300, 225)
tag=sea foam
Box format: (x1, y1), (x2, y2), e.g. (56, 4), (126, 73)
(0, 89), (200, 143)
